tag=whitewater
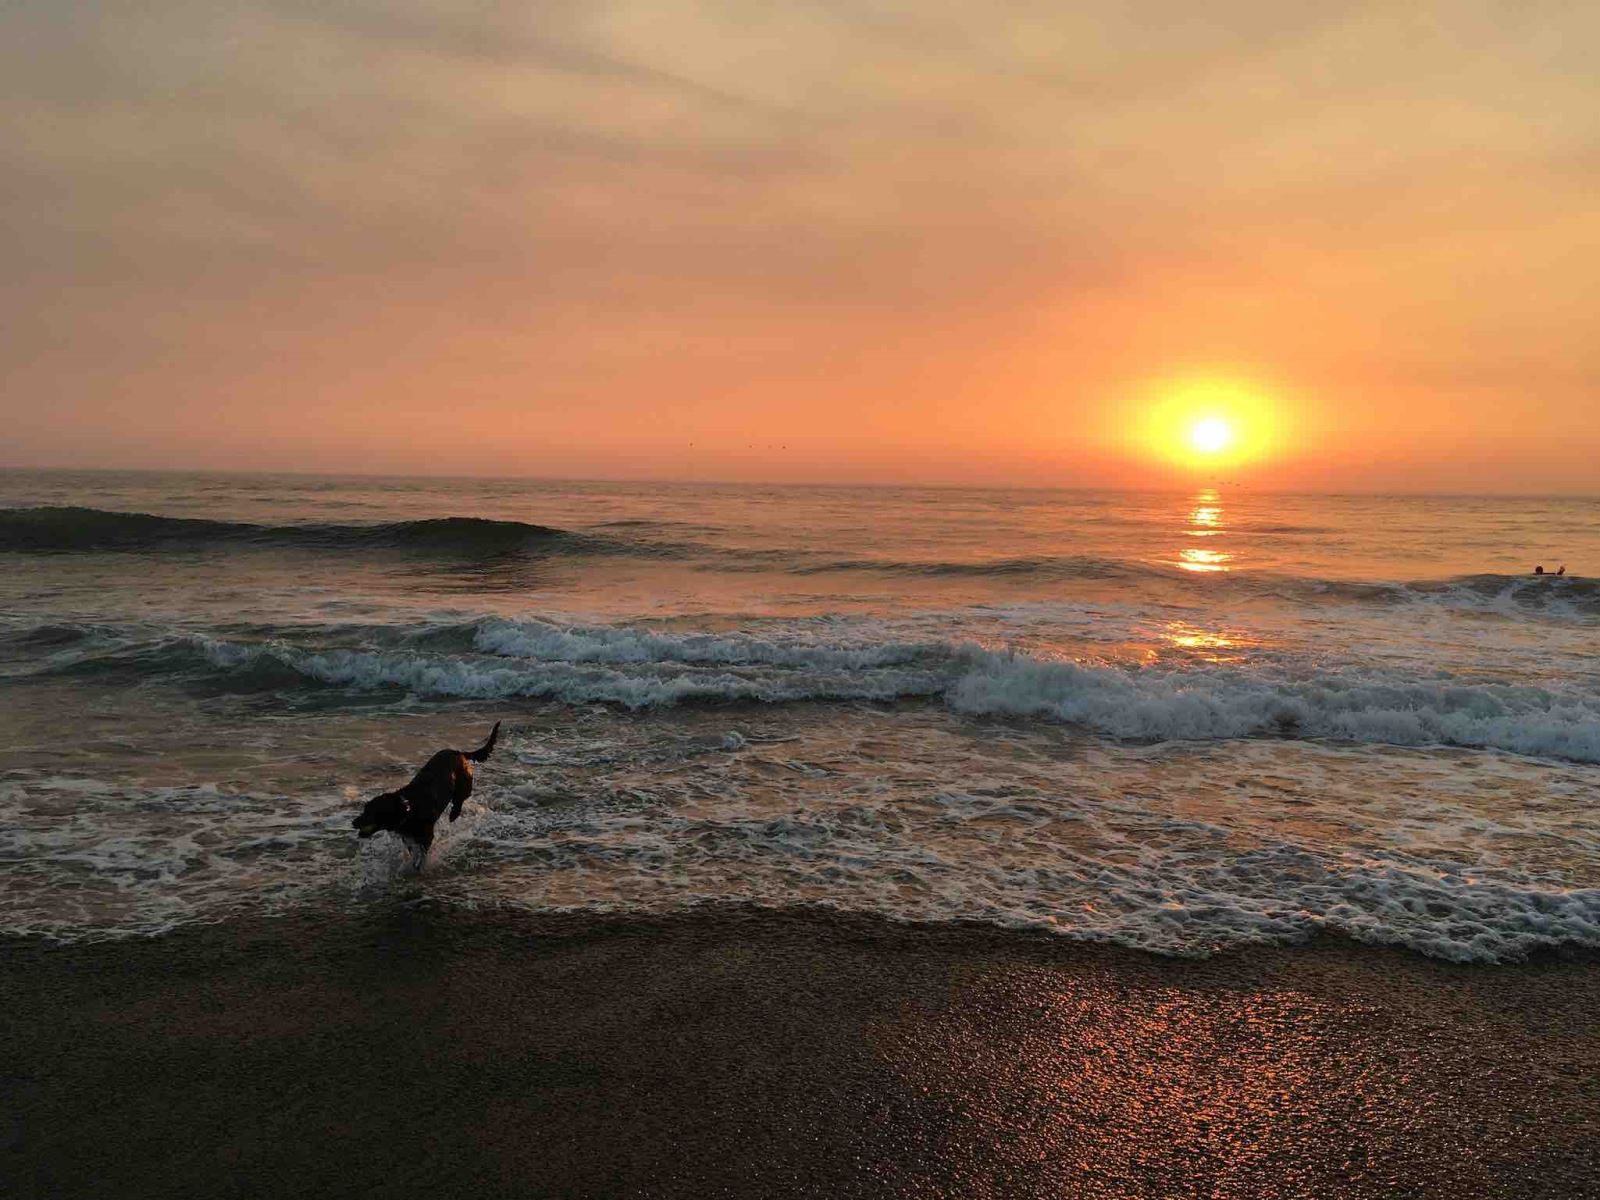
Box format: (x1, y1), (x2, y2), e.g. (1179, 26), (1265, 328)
(1, 470), (1597, 961)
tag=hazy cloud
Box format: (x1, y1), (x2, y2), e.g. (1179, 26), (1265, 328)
(2, 1), (1597, 484)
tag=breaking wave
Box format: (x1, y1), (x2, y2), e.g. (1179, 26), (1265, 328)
(16, 615), (1598, 763)
(944, 653), (1600, 763)
(1305, 573), (1600, 618)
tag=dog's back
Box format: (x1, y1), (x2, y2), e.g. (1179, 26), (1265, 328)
(407, 721), (500, 820)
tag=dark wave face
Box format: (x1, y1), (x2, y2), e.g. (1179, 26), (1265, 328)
(0, 506), (592, 556)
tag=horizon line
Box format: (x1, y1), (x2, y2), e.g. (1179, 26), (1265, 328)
(1, 461), (1597, 502)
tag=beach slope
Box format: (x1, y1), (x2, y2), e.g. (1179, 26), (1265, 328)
(5, 907), (1597, 1199)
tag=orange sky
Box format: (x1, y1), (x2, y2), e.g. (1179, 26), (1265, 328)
(3, 2), (1597, 491)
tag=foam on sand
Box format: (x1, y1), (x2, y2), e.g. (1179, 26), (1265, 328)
(6, 719), (1598, 962)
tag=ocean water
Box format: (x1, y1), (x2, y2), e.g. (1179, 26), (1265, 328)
(2, 469), (1597, 961)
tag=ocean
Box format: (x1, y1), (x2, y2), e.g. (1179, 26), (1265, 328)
(2, 469), (1597, 960)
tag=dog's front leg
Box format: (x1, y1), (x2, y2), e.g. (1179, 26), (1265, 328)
(399, 835), (427, 873)
(411, 829), (436, 872)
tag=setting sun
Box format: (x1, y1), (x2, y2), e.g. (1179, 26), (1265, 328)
(1131, 375), (1283, 474)
(1189, 417), (1235, 455)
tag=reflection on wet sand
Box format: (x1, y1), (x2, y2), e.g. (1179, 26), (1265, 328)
(874, 941), (1600, 1198)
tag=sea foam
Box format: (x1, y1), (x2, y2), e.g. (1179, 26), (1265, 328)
(7, 700), (1598, 962)
(179, 617), (1600, 763)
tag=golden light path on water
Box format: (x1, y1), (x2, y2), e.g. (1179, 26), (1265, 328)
(1179, 548), (1230, 572)
(1157, 489), (1252, 663)
(1186, 502), (1223, 534)
(1175, 490), (1233, 574)
(1162, 626), (1241, 663)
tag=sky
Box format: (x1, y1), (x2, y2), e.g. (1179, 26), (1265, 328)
(2, 1), (1597, 491)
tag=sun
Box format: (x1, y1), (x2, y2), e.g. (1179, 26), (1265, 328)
(1189, 417), (1234, 455)
(1131, 374), (1282, 471)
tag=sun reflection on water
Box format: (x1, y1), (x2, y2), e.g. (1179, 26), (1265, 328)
(1174, 491), (1233, 572)
(1178, 548), (1230, 572)
(1160, 621), (1246, 663)
(1166, 628), (1235, 652)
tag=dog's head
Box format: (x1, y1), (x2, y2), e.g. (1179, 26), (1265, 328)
(352, 792), (409, 838)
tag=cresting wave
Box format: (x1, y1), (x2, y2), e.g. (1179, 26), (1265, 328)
(0, 506), (595, 555)
(15, 615), (1600, 762)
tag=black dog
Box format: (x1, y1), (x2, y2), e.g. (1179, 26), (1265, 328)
(352, 722), (500, 868)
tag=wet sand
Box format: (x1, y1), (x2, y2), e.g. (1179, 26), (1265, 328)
(5, 905), (1598, 1199)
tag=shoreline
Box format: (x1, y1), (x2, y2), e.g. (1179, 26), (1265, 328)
(7, 904), (1599, 1199)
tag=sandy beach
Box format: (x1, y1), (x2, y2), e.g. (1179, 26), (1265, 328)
(6, 905), (1597, 1199)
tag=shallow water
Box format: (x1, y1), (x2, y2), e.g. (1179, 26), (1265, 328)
(2, 469), (1597, 958)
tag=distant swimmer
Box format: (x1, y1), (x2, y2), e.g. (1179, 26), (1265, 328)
(1532, 565), (1567, 576)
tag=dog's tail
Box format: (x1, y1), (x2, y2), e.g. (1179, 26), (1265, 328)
(465, 720), (501, 763)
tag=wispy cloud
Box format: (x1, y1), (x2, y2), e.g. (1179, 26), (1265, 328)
(2, 1), (1597, 483)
